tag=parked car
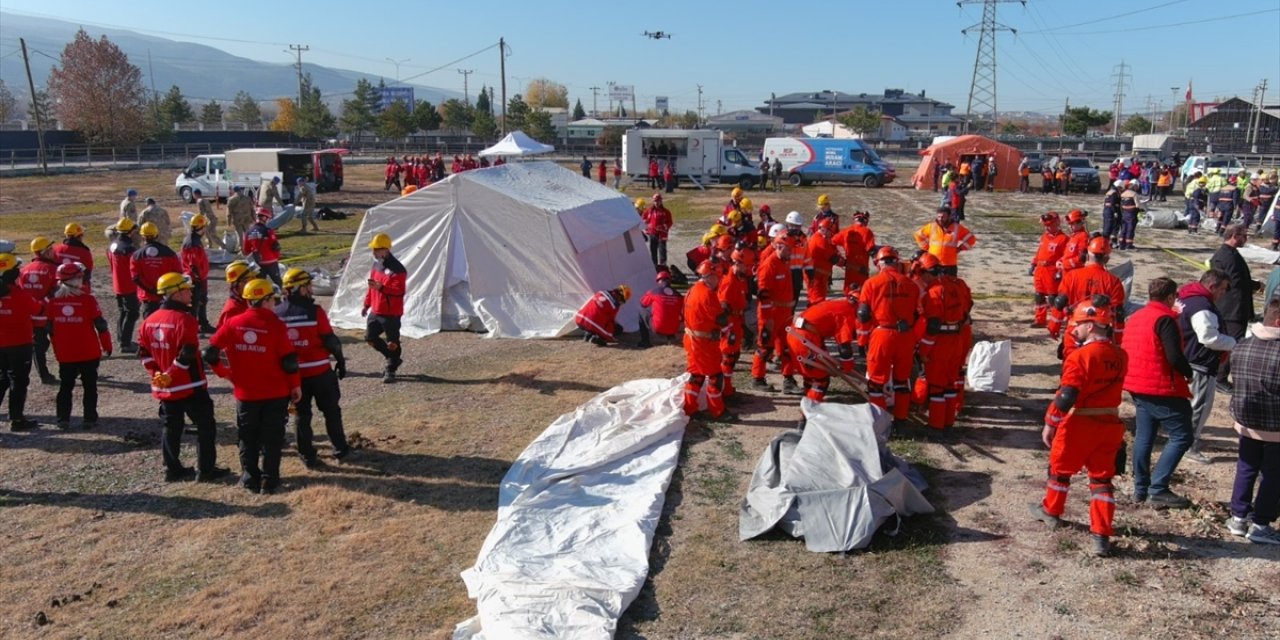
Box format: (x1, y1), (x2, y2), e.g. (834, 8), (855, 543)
(1047, 156), (1102, 193)
(1179, 154), (1245, 183)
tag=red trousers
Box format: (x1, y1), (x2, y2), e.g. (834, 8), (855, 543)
(751, 305), (796, 379)
(865, 326), (913, 420)
(1042, 418), (1124, 536)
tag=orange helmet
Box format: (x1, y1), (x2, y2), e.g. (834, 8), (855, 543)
(917, 253), (941, 272)
(696, 259), (719, 276)
(1087, 236), (1112, 255)
(730, 249), (745, 264)
(1071, 295), (1114, 327)
(875, 246), (900, 263)
(1066, 209), (1087, 224)
(1040, 211), (1060, 226)
(817, 217), (836, 232)
(716, 234), (734, 251)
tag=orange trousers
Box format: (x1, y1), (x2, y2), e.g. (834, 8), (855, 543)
(1042, 418), (1124, 536)
(786, 329), (832, 403)
(684, 334), (724, 417)
(866, 326), (913, 420)
(751, 305), (796, 379)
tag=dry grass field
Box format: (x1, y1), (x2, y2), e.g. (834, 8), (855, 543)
(1, 161), (1277, 639)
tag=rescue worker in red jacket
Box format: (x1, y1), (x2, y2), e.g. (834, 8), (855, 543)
(683, 260), (728, 418)
(718, 252), (750, 399)
(597, 159), (608, 184)
(243, 208), (283, 287)
(805, 217), (839, 304)
(787, 295), (858, 405)
(276, 268), (351, 466)
(1047, 209), (1091, 338)
(858, 246), (920, 426)
(833, 210), (876, 297)
(132, 222), (183, 318)
(916, 254), (974, 429)
(1055, 237), (1127, 360)
(218, 260), (259, 327)
(576, 285), (631, 347)
(724, 186), (745, 217)
(640, 270), (683, 346)
(1030, 295), (1127, 557)
(207, 278), (301, 494)
(1030, 211), (1068, 329)
(751, 224), (801, 394)
(21, 237), (60, 384)
(137, 272), (229, 483)
(384, 156), (402, 192)
(181, 214), (217, 334)
(0, 253), (42, 430)
(52, 223), (93, 293)
(47, 262), (112, 430)
(107, 218), (141, 353)
(363, 233), (409, 382)
(643, 193), (674, 268)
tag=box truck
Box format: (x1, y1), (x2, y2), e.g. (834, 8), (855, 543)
(174, 148), (345, 203)
(622, 129), (759, 189)
(763, 137), (895, 187)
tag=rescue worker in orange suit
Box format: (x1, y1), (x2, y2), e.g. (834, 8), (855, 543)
(1047, 209), (1092, 339)
(362, 233), (408, 382)
(682, 260), (728, 418)
(1030, 211), (1068, 328)
(916, 254), (974, 429)
(276, 268), (351, 467)
(47, 262), (112, 430)
(642, 193), (673, 268)
(207, 278), (301, 494)
(718, 252), (750, 399)
(639, 270), (683, 347)
(107, 219), (141, 353)
(858, 246), (920, 426)
(132, 222), (183, 318)
(181, 214), (218, 334)
(805, 218), (840, 304)
(834, 210), (876, 298)
(137, 272), (229, 483)
(913, 206), (977, 277)
(786, 294), (858, 407)
(751, 224), (801, 394)
(243, 208), (283, 288)
(782, 211), (810, 313)
(218, 261), (259, 327)
(21, 237), (60, 384)
(0, 252), (43, 430)
(1030, 296), (1127, 557)
(1055, 237), (1127, 361)
(52, 223), (93, 294)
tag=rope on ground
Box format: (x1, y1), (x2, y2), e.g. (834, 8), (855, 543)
(1156, 245), (1209, 272)
(280, 246), (348, 265)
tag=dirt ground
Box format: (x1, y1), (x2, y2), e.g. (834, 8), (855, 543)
(1, 164), (1277, 639)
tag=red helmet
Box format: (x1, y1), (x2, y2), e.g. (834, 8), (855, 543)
(852, 210), (870, 222)
(875, 246), (900, 263)
(256, 207), (273, 219)
(730, 249), (745, 264)
(56, 262), (84, 281)
(1066, 209), (1087, 224)
(696, 259), (719, 276)
(759, 204), (771, 214)
(1071, 295), (1114, 327)
(655, 269), (671, 282)
(1087, 236), (1112, 256)
(917, 253), (941, 272)
(1040, 211), (1061, 226)
(817, 217), (836, 232)
(716, 235), (734, 250)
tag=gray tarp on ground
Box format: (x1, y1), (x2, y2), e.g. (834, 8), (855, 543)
(739, 400), (934, 553)
(1139, 207), (1186, 229)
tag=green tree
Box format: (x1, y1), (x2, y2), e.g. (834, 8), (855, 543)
(1061, 106), (1112, 136)
(596, 125), (624, 151)
(378, 99), (414, 139)
(414, 100), (441, 131)
(1121, 114), (1152, 136)
(836, 106), (882, 137)
(471, 109), (498, 139)
(440, 98), (474, 132)
(524, 109), (556, 142)
(474, 85), (491, 116)
(159, 85), (194, 124)
(999, 120), (1021, 135)
(29, 89), (54, 126)
(572, 98), (586, 121)
(340, 78), (379, 135)
(200, 100), (223, 126)
(678, 110), (699, 129)
(294, 75), (336, 139)
(0, 79), (17, 123)
(227, 90), (262, 127)
(505, 94), (530, 132)
(47, 29), (150, 146)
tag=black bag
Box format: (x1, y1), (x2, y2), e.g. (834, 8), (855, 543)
(318, 206), (348, 221)
(667, 265), (689, 286)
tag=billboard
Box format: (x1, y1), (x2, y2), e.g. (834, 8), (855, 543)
(655, 96), (669, 113)
(609, 84), (634, 102)
(380, 87), (415, 113)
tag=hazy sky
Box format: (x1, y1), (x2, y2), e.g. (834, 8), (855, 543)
(2, 0), (1277, 115)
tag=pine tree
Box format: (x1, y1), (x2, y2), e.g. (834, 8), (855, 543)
(227, 91), (262, 126)
(475, 85), (491, 116)
(200, 100), (223, 126)
(159, 85), (195, 124)
(572, 99), (586, 121)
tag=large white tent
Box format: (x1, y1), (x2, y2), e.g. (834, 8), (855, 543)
(478, 130), (555, 157)
(329, 161), (655, 339)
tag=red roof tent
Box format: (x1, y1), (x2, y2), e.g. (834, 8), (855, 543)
(910, 135), (1024, 192)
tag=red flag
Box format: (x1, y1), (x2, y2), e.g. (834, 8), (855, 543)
(1185, 80), (1192, 103)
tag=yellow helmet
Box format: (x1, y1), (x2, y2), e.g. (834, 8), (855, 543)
(617, 284), (632, 303)
(242, 278), (275, 302)
(114, 218), (137, 233)
(282, 267), (312, 289)
(739, 197), (754, 212)
(757, 235), (768, 249)
(140, 222), (160, 238)
(225, 260), (258, 283)
(190, 214), (208, 229)
(0, 253), (19, 272)
(817, 194), (831, 207)
(710, 223), (727, 237)
(30, 236), (53, 254)
(731, 186), (744, 200)
(727, 210), (743, 226)
(368, 232), (393, 250)
(156, 272), (193, 296)
(64, 223), (85, 237)
(634, 197), (646, 209)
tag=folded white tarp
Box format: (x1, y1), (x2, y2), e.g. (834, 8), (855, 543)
(1237, 244), (1280, 266)
(739, 400), (933, 553)
(454, 377), (689, 640)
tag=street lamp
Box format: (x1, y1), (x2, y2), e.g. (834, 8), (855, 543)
(386, 57), (410, 84)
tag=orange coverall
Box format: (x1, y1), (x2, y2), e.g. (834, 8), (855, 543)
(1056, 264), (1126, 360)
(858, 267), (919, 419)
(683, 279), (726, 417)
(718, 269), (748, 399)
(1047, 229), (1090, 337)
(785, 298), (857, 403)
(918, 275), (973, 429)
(805, 231), (839, 304)
(833, 223), (875, 296)
(751, 250), (796, 380)
(1031, 228), (1067, 327)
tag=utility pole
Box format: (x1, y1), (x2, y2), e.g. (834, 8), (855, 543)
(19, 38), (47, 175)
(288, 44), (309, 105)
(457, 69), (474, 105)
(1111, 60), (1130, 137)
(499, 38), (507, 134)
(1169, 87), (1179, 133)
(959, 0), (1023, 134)
(1147, 95), (1156, 135)
(717, 99), (722, 116)
(385, 57), (410, 84)
(696, 84), (704, 127)
(589, 86), (600, 117)
(1248, 78), (1268, 147)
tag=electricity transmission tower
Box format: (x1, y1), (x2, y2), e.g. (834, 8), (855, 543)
(1111, 61), (1130, 137)
(959, 0), (1023, 133)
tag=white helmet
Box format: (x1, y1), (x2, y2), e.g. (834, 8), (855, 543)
(769, 223), (787, 239)
(1112, 179), (1124, 188)
(784, 211), (804, 226)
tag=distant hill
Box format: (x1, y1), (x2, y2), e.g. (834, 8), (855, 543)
(0, 12), (459, 109)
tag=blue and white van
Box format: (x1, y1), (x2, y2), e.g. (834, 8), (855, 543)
(763, 137), (895, 187)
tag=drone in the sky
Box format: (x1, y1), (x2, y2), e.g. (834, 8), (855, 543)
(643, 31), (672, 40)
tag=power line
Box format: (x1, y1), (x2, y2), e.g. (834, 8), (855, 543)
(396, 42), (499, 85)
(1051, 9), (1276, 35)
(1022, 0), (1190, 33)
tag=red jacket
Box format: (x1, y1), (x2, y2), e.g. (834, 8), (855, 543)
(649, 160), (659, 178)
(181, 232), (210, 283)
(364, 254), (407, 317)
(131, 241), (182, 303)
(385, 162), (400, 180)
(137, 302), (207, 401)
(0, 284), (41, 347)
(1121, 301), (1191, 398)
(243, 222), (281, 265)
(48, 288), (110, 363)
(218, 296), (249, 327)
(19, 257), (57, 328)
(643, 205), (673, 239)
(640, 284), (683, 336)
(53, 239), (94, 292)
(210, 307), (300, 401)
(575, 290), (623, 341)
(274, 295), (337, 378)
(107, 235), (138, 295)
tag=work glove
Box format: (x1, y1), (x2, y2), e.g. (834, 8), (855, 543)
(361, 305), (369, 318)
(1027, 265), (1035, 277)
(152, 372), (172, 388)
(335, 360), (347, 380)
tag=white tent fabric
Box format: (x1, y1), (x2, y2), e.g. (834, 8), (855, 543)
(739, 400), (934, 553)
(329, 161), (655, 339)
(800, 121), (859, 139)
(1237, 244), (1280, 266)
(478, 130), (555, 157)
(453, 376), (689, 640)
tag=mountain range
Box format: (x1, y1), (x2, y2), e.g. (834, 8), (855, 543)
(0, 12), (459, 109)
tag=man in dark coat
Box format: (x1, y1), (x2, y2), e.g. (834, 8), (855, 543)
(1209, 224), (1262, 392)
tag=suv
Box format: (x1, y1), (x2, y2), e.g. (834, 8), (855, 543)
(1048, 156), (1102, 193)
(1180, 154), (1245, 183)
